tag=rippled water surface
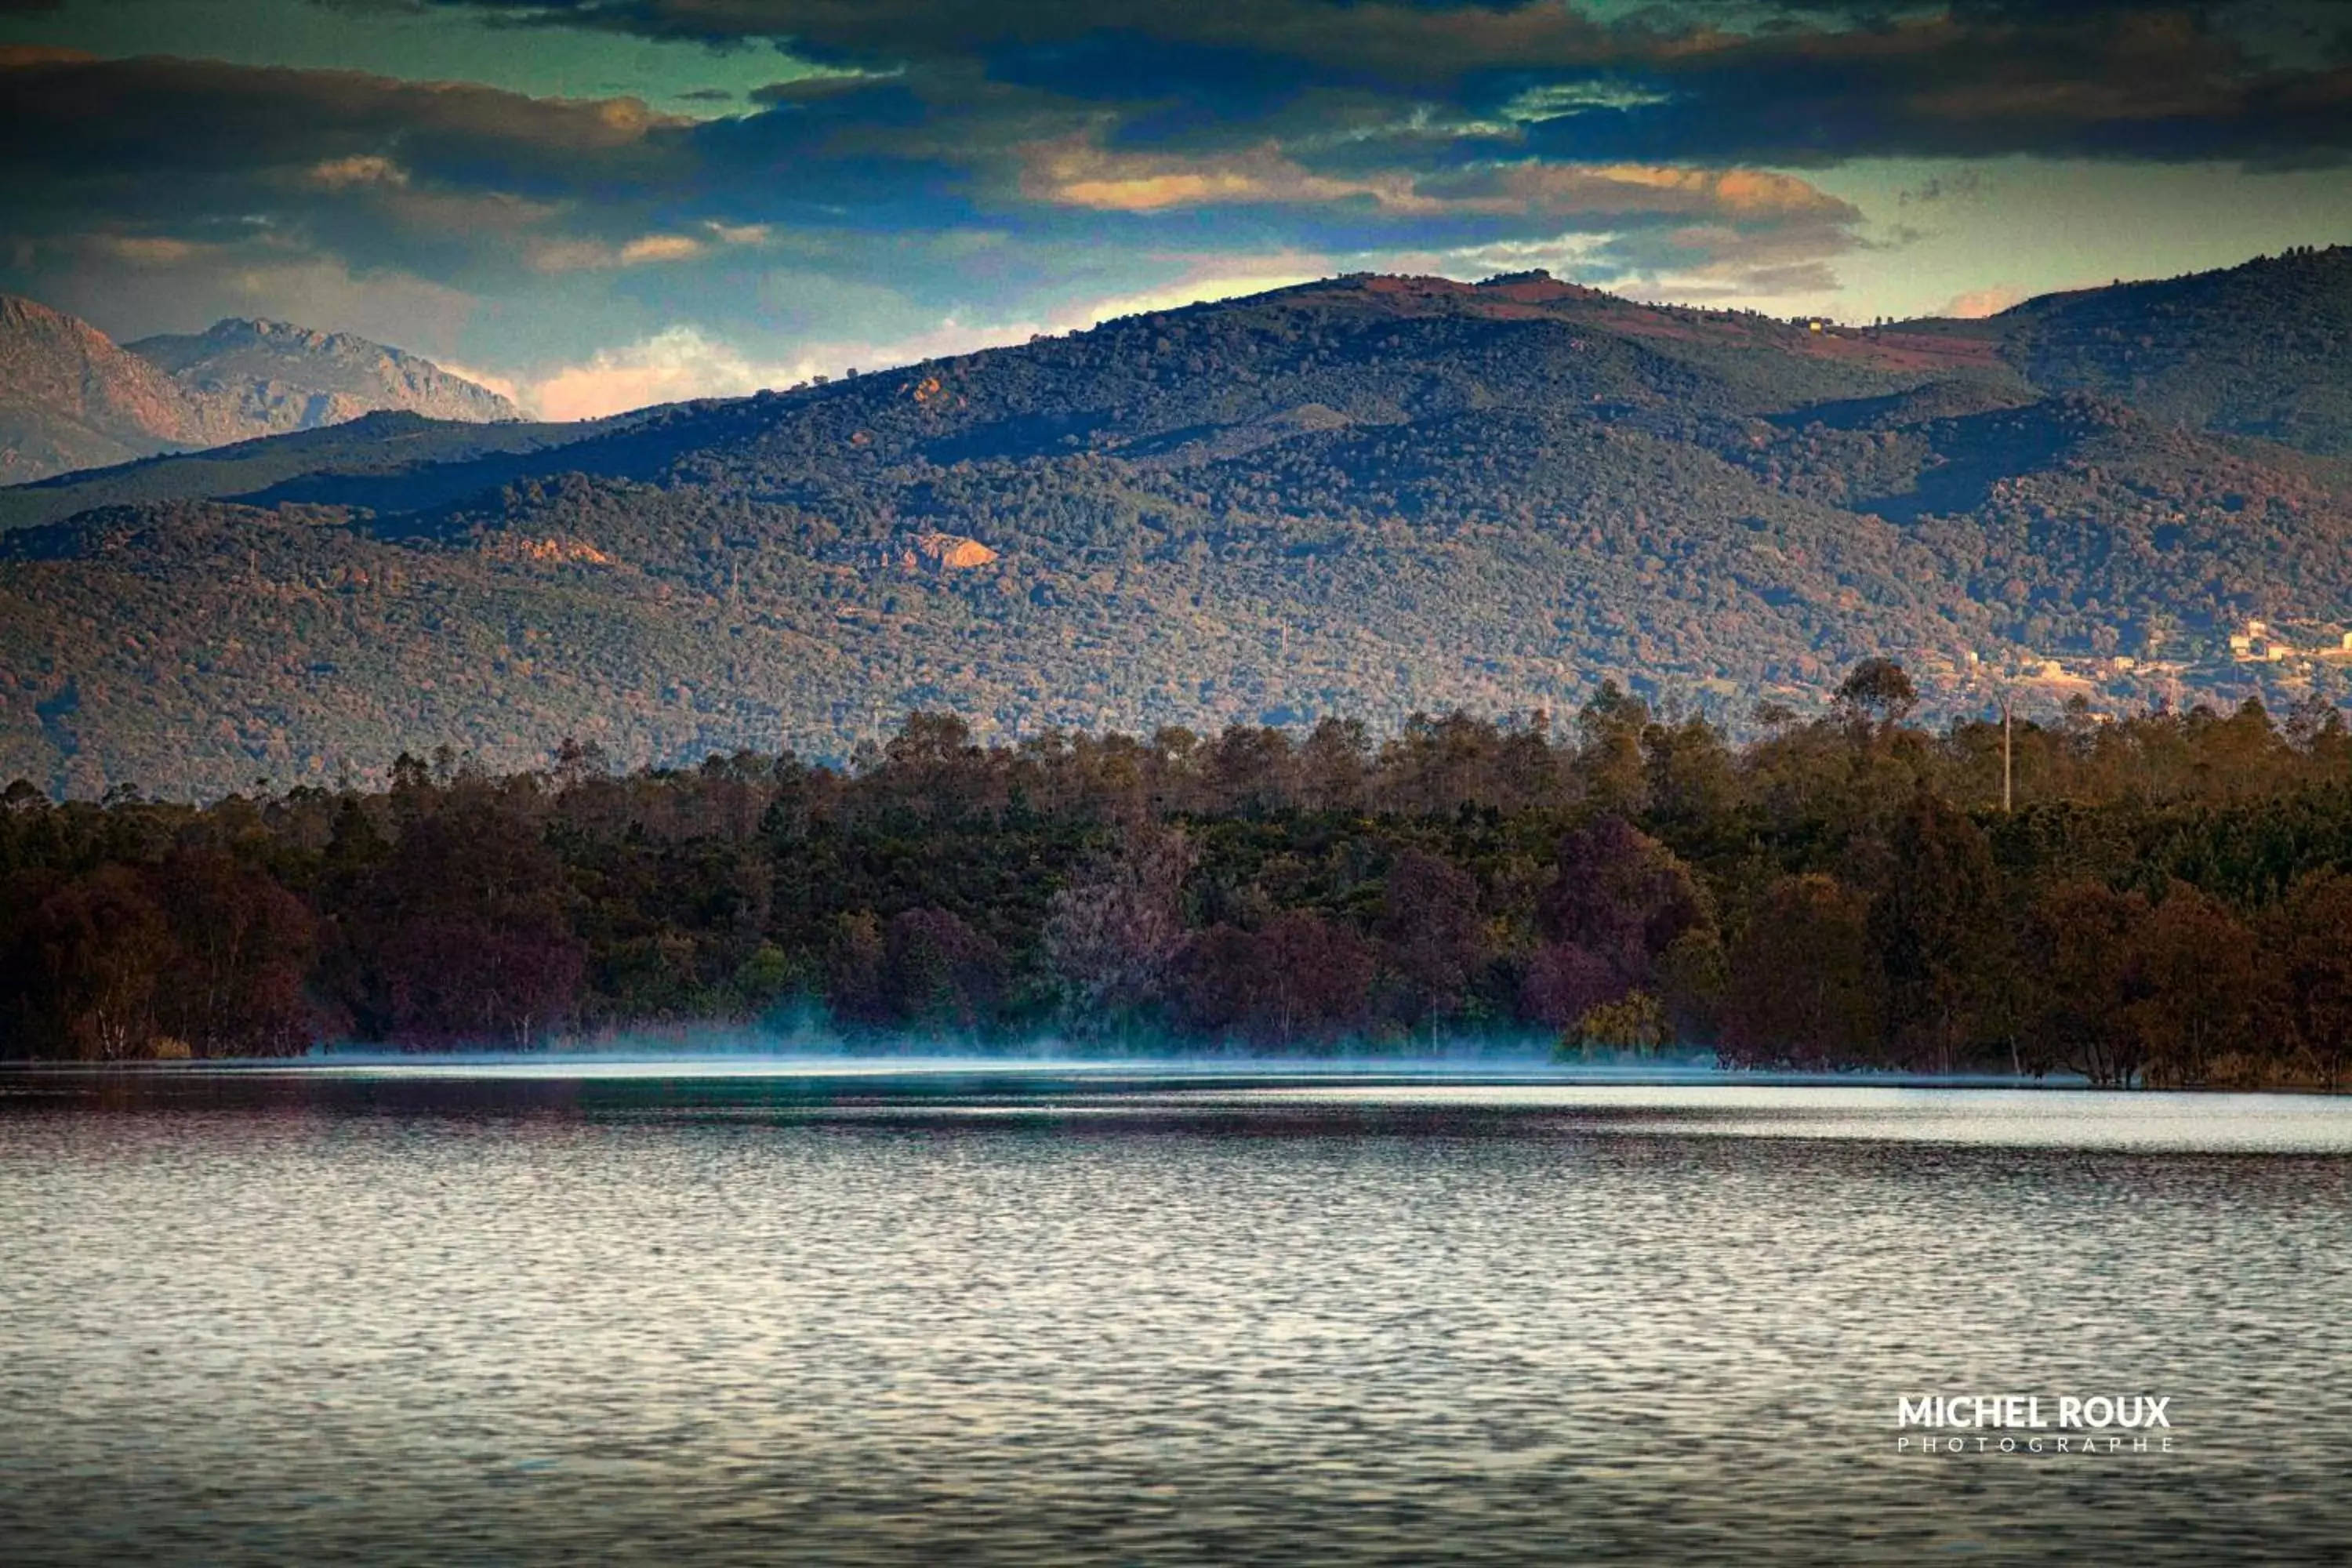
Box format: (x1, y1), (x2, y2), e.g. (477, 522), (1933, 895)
(5, 1065), (2351, 1565)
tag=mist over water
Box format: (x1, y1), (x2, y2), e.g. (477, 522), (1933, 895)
(4, 1065), (2350, 1564)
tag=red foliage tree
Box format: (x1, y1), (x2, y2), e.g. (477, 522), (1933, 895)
(153, 848), (318, 1057)
(1177, 910), (1376, 1048)
(1523, 815), (1710, 1029)
(348, 806), (584, 1047)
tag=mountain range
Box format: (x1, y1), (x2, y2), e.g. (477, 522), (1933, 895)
(0, 296), (520, 485)
(2, 245), (2349, 800)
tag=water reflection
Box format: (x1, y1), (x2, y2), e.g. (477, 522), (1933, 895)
(2, 1066), (2349, 1563)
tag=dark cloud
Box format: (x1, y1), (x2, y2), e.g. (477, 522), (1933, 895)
(414, 0), (2352, 166)
(0, 50), (688, 187)
(0, 48), (720, 309)
(1497, 12), (2352, 168)
(5, 2), (2339, 314)
(9, 5), (2345, 270)
(11, 2), (2339, 342)
(5, 0), (2343, 410)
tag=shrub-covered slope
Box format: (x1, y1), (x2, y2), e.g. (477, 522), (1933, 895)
(4, 258), (2350, 797)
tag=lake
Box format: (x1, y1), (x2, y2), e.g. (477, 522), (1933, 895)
(3, 1064), (2350, 1564)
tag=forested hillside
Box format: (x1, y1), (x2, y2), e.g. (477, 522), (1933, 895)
(1918, 245), (2352, 456)
(4, 251), (2351, 799)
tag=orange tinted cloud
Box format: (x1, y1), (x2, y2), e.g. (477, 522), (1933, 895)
(1021, 142), (1428, 213)
(1025, 140), (1857, 229)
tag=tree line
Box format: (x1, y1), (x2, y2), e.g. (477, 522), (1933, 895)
(7, 660), (2352, 1087)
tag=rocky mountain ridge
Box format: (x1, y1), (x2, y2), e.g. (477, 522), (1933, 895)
(0, 296), (519, 484)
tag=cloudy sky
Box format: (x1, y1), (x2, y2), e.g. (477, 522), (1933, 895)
(3, 0), (2347, 417)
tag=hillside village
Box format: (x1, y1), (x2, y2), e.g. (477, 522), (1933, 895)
(1891, 619), (2352, 727)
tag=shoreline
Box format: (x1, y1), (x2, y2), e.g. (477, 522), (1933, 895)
(4, 1051), (2343, 1095)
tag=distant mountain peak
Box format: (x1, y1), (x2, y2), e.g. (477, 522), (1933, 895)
(0, 293), (140, 362)
(0, 293), (230, 483)
(186, 317), (403, 358)
(198, 317), (333, 343)
(0, 292), (82, 328)
(0, 296), (522, 485)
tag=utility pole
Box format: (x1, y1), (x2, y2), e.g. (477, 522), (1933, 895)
(2000, 685), (2015, 813)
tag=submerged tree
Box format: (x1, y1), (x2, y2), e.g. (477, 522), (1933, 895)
(1379, 848), (1483, 1037)
(17, 866), (171, 1060)
(153, 848), (317, 1058)
(1871, 794), (2009, 1073)
(1175, 910), (1376, 1049)
(2126, 883), (2264, 1090)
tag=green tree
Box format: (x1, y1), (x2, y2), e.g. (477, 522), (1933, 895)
(1835, 658), (1919, 732)
(1870, 795), (2013, 1073)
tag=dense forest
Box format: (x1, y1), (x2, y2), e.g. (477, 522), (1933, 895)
(6, 249), (2352, 800)
(9, 661), (2352, 1089)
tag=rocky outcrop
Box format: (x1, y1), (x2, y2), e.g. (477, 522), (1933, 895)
(903, 531), (1000, 570)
